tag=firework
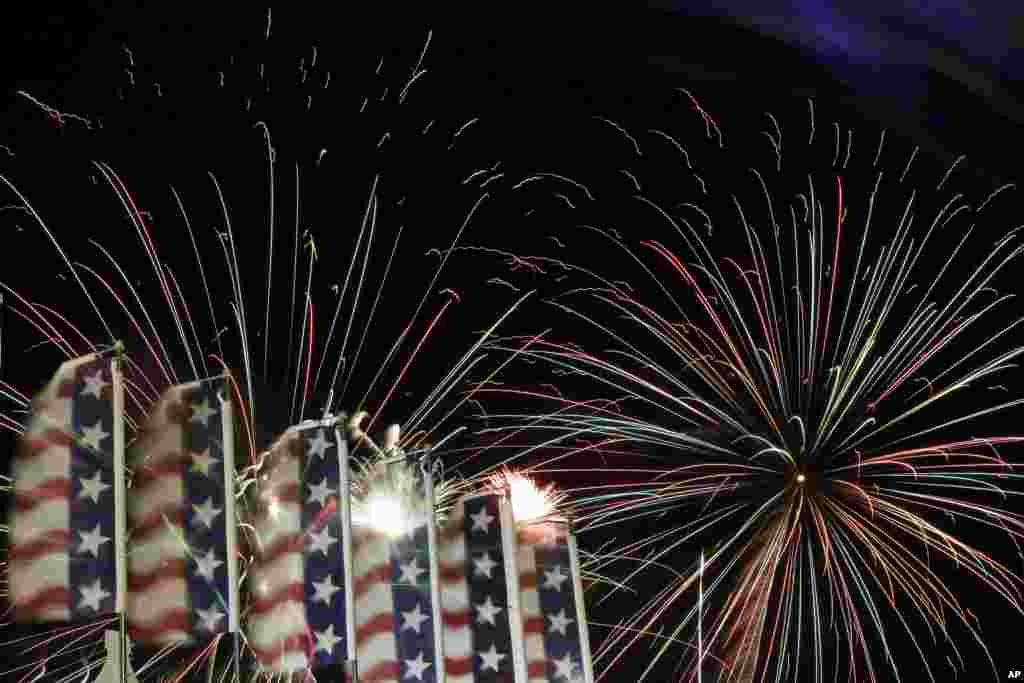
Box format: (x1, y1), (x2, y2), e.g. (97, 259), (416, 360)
(462, 97), (1024, 682)
(0, 10), (527, 682)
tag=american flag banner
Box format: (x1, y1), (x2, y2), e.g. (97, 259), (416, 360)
(517, 519), (594, 683)
(439, 492), (524, 683)
(352, 456), (442, 683)
(126, 378), (238, 645)
(247, 422), (354, 673)
(9, 351), (124, 622)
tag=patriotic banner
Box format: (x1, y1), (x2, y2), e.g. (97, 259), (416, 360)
(9, 352), (121, 622)
(247, 424), (353, 673)
(352, 458), (441, 683)
(517, 519), (593, 683)
(439, 493), (521, 682)
(126, 379), (236, 645)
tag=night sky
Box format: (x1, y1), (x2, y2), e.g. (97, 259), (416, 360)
(1, 4), (1022, 681)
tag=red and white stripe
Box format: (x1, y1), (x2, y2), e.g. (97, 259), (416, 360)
(438, 500), (475, 683)
(353, 526), (401, 683)
(518, 523), (561, 683)
(9, 356), (90, 622)
(247, 431), (310, 673)
(126, 386), (192, 644)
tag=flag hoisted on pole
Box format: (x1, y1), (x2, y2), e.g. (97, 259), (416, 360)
(247, 416), (354, 674)
(9, 345), (124, 622)
(423, 450), (446, 683)
(565, 521), (594, 683)
(516, 516), (593, 683)
(351, 424), (442, 683)
(219, 375), (241, 683)
(438, 492), (522, 682)
(110, 344), (132, 683)
(8, 343), (135, 683)
(125, 376), (238, 647)
(338, 421), (358, 676)
(500, 493), (529, 683)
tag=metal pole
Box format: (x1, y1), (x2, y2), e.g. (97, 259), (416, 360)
(335, 424), (358, 681)
(220, 379), (241, 683)
(423, 457), (445, 683)
(499, 496), (528, 683)
(111, 350), (128, 683)
(567, 521), (595, 683)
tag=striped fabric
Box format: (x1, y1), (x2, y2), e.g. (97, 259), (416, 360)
(518, 520), (586, 683)
(352, 480), (439, 683)
(126, 380), (233, 645)
(247, 427), (350, 673)
(438, 493), (518, 682)
(9, 354), (117, 621)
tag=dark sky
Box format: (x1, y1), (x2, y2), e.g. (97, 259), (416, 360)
(1, 4), (1022, 682)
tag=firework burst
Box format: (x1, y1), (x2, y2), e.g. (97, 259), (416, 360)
(462, 96), (1024, 682)
(0, 10), (527, 682)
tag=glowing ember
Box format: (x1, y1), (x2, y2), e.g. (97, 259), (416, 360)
(492, 470), (563, 523)
(358, 491), (412, 538)
(349, 422), (430, 537)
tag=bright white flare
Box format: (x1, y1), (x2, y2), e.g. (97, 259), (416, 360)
(357, 491), (413, 538)
(350, 440), (430, 538)
(497, 470), (561, 522)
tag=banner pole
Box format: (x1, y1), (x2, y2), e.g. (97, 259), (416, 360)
(219, 376), (241, 683)
(335, 422), (358, 681)
(567, 519), (595, 683)
(110, 346), (128, 683)
(499, 496), (528, 683)
(423, 457), (445, 683)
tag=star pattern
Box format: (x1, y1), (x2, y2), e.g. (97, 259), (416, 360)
(311, 575), (341, 605)
(191, 497), (222, 529)
(62, 359), (116, 620)
(195, 605), (225, 633)
(398, 558), (426, 585)
(190, 397), (218, 426)
(401, 601), (430, 633)
(80, 369), (109, 399)
(78, 579), (110, 613)
(305, 429), (332, 459)
(542, 564), (569, 591)
(384, 515), (437, 681)
(548, 608), (574, 635)
(79, 420), (109, 452)
(469, 505), (495, 533)
(307, 477), (335, 506)
(77, 470), (110, 503)
(445, 495), (517, 681)
(307, 526), (337, 556)
(298, 426), (348, 667)
(178, 382), (234, 642)
(314, 624), (343, 654)
(77, 524), (109, 557)
(194, 548), (223, 582)
(529, 524), (590, 683)
(403, 651), (431, 681)
(552, 652), (579, 680)
(189, 449), (219, 477)
(474, 595), (503, 625)
(478, 643), (507, 672)
(473, 551), (498, 579)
